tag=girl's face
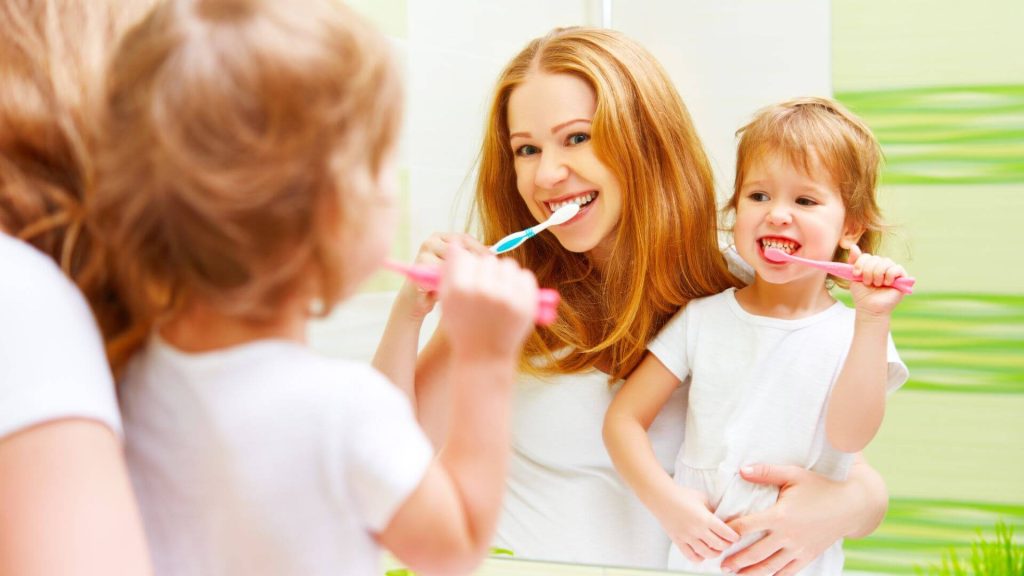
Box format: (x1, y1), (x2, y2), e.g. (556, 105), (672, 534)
(507, 72), (623, 263)
(734, 150), (861, 286)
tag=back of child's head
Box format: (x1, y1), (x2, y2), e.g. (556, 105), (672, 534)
(729, 96), (885, 261)
(93, 0), (401, 359)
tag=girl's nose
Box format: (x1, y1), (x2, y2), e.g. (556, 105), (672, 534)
(767, 205), (792, 226)
(534, 150), (570, 189)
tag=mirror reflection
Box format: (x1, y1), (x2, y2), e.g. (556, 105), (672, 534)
(313, 0), (1024, 574)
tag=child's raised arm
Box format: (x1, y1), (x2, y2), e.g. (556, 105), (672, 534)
(827, 245), (909, 452)
(604, 353), (738, 563)
(378, 246), (536, 575)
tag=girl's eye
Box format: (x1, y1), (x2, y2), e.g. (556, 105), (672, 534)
(796, 197), (818, 206)
(515, 144), (540, 157)
(748, 191), (769, 202)
(566, 133), (590, 146)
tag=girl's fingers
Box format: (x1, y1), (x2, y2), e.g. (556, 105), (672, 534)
(689, 538), (716, 559)
(710, 519), (740, 545)
(883, 264), (906, 287)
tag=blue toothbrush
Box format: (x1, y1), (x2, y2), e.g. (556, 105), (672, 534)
(490, 203), (581, 254)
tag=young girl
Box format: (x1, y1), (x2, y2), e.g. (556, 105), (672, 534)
(376, 27), (894, 573)
(604, 97), (911, 574)
(90, 1), (539, 575)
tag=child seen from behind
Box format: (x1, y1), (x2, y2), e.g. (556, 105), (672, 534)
(604, 97), (911, 575)
(91, 1), (539, 574)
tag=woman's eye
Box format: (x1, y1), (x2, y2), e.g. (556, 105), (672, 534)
(515, 144), (540, 157)
(566, 133), (590, 146)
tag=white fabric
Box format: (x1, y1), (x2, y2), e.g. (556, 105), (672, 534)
(648, 288), (909, 574)
(0, 233), (121, 439)
(495, 369), (688, 569)
(492, 247), (752, 570)
(120, 336), (433, 576)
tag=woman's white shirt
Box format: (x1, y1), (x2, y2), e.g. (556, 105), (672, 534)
(0, 233), (121, 439)
(495, 369), (688, 569)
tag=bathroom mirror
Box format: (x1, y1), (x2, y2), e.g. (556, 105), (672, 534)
(311, 0), (1024, 573)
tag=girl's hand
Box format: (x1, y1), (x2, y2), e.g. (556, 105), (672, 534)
(723, 464), (858, 575)
(398, 233), (490, 321)
(438, 244), (537, 362)
(847, 245), (908, 318)
(658, 485), (739, 564)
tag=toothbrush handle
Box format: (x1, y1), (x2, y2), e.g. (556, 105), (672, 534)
(814, 260), (916, 295)
(491, 228), (537, 254)
(383, 260), (560, 325)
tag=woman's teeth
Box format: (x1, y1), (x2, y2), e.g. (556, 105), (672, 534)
(547, 193), (595, 212)
(761, 238), (798, 254)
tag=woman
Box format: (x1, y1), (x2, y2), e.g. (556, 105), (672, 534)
(375, 27), (888, 573)
(0, 1), (152, 573)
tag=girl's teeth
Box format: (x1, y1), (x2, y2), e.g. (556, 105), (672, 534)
(761, 239), (797, 254)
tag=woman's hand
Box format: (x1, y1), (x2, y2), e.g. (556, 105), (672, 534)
(721, 461), (884, 575)
(396, 233), (490, 321)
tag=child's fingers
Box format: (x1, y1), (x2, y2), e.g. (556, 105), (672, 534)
(678, 542), (703, 563)
(710, 518), (740, 544)
(883, 264), (907, 287)
(846, 243), (862, 265)
(688, 538), (716, 560)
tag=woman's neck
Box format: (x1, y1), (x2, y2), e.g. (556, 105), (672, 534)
(735, 275), (836, 320)
(159, 298), (308, 353)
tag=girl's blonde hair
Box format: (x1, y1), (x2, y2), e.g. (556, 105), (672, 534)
(728, 97), (886, 277)
(91, 0), (402, 370)
(0, 0), (151, 367)
(476, 27), (739, 382)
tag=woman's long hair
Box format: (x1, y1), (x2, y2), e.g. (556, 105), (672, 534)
(475, 27), (740, 382)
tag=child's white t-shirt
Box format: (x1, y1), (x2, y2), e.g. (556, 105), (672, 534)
(648, 288), (908, 574)
(120, 336), (433, 576)
(0, 233), (121, 439)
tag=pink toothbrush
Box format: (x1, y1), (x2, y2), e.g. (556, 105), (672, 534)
(382, 259), (561, 326)
(763, 248), (916, 295)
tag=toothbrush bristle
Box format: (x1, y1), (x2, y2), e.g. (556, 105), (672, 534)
(763, 247), (788, 263)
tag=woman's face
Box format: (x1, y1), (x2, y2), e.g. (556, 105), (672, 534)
(507, 72), (623, 263)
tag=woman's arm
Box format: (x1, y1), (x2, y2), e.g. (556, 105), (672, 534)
(0, 419), (153, 576)
(721, 453), (887, 575)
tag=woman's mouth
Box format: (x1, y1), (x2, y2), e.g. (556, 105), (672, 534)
(545, 192), (598, 224)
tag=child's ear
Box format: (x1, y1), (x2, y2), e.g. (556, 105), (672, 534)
(839, 220), (865, 250)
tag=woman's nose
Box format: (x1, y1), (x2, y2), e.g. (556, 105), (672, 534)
(534, 150), (570, 189)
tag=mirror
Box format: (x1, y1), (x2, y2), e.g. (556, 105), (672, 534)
(311, 0), (1024, 573)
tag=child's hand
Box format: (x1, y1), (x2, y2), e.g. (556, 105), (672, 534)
(657, 485), (739, 564)
(438, 244), (537, 361)
(398, 233), (490, 320)
(847, 244), (908, 317)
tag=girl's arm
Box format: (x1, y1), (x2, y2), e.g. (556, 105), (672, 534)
(722, 453), (888, 575)
(0, 419), (153, 576)
(371, 233), (488, 412)
(827, 246), (908, 452)
(379, 248), (536, 575)
(604, 353), (738, 562)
